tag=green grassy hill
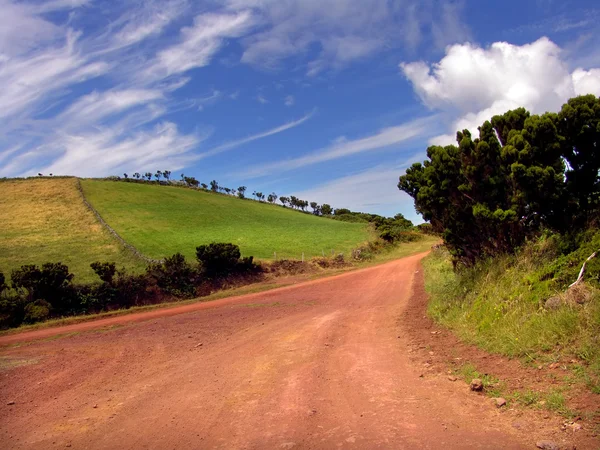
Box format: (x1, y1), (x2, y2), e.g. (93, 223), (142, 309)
(0, 178), (145, 283)
(81, 180), (372, 262)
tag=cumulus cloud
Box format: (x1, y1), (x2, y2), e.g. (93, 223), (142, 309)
(401, 37), (600, 145)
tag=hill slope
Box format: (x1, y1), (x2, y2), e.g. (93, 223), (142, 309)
(81, 180), (372, 261)
(0, 178), (145, 282)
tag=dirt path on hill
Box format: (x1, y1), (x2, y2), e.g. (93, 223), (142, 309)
(0, 253), (595, 449)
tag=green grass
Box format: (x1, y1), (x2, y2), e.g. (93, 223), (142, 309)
(422, 239), (600, 395)
(0, 178), (145, 283)
(81, 180), (372, 261)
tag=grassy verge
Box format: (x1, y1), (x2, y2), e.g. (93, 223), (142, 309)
(81, 179), (372, 261)
(0, 178), (145, 283)
(422, 238), (600, 397)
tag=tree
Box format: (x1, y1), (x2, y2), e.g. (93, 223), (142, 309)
(201, 183), (208, 189)
(133, 173), (141, 179)
(210, 180), (219, 192)
(267, 193), (278, 204)
(310, 202), (320, 215)
(184, 176), (199, 187)
(155, 171), (162, 182)
(145, 172), (152, 181)
(557, 94), (600, 226)
(255, 192), (264, 201)
(398, 103), (570, 266)
(238, 186), (247, 199)
(279, 196), (289, 207)
(334, 208), (351, 215)
(321, 204), (332, 215)
(163, 170), (171, 181)
(289, 196), (298, 209)
(123, 173), (128, 179)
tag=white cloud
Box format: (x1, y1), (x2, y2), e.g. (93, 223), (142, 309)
(292, 163), (421, 220)
(33, 122), (201, 177)
(256, 94), (269, 104)
(572, 68), (600, 96)
(240, 116), (434, 178)
(227, 0), (470, 74)
(112, 0), (187, 47)
(197, 110), (315, 159)
(0, 2), (256, 177)
(401, 37), (600, 145)
(142, 11), (255, 81)
(57, 89), (165, 130)
(284, 95), (295, 106)
(0, 29), (109, 120)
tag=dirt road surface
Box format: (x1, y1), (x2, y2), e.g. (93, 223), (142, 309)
(0, 253), (571, 449)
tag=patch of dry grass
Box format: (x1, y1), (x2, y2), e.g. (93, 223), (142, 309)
(0, 178), (145, 283)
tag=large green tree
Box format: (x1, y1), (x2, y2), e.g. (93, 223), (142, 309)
(398, 96), (595, 266)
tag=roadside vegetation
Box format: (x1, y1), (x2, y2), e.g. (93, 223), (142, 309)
(400, 94), (600, 400)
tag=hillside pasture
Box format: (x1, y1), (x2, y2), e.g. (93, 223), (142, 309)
(81, 180), (372, 262)
(0, 178), (145, 282)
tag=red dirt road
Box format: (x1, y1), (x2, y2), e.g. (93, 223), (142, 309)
(0, 254), (552, 449)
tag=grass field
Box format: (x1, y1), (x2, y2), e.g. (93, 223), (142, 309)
(81, 180), (372, 261)
(0, 178), (146, 283)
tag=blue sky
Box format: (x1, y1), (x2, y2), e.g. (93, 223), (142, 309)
(1, 0), (600, 223)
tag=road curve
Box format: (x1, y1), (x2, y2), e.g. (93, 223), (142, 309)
(0, 253), (529, 449)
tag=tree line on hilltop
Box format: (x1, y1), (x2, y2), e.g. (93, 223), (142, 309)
(399, 94), (600, 267)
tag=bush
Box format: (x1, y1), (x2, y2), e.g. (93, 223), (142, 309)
(23, 300), (51, 323)
(11, 263), (75, 313)
(196, 243), (242, 277)
(147, 253), (197, 297)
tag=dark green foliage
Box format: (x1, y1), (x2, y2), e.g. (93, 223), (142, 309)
(334, 208), (351, 215)
(321, 204), (332, 215)
(90, 262), (116, 284)
(11, 263), (74, 310)
(558, 95), (600, 225)
(147, 253), (196, 297)
(399, 95), (600, 266)
(196, 243), (242, 277)
(0, 271), (6, 293)
(23, 300), (51, 323)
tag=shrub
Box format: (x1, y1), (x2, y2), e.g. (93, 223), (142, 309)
(196, 243), (242, 277)
(11, 263), (74, 312)
(147, 253), (197, 297)
(23, 300), (51, 323)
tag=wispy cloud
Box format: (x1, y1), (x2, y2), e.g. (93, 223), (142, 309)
(284, 95), (295, 106)
(256, 94), (269, 104)
(292, 161), (422, 220)
(196, 110), (315, 160)
(239, 116), (435, 178)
